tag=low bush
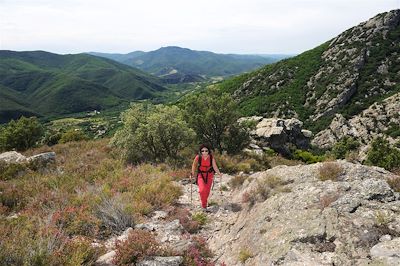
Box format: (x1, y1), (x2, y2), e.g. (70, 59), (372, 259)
(332, 136), (360, 159)
(294, 149), (324, 164)
(192, 212), (208, 226)
(216, 152), (270, 174)
(366, 137), (400, 170)
(228, 174), (248, 190)
(387, 176), (400, 192)
(169, 207), (201, 234)
(319, 162), (343, 181)
(113, 229), (170, 265)
(59, 129), (89, 143)
(95, 197), (135, 238)
(238, 248), (253, 263)
(182, 236), (214, 266)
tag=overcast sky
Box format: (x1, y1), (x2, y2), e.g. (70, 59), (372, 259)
(1, 0), (399, 55)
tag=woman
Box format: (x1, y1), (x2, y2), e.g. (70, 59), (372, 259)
(191, 144), (221, 211)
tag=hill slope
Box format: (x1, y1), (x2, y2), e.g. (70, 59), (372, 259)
(218, 9), (400, 134)
(89, 47), (290, 83)
(0, 51), (167, 123)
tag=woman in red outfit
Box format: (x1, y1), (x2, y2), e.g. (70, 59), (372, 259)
(191, 144), (221, 211)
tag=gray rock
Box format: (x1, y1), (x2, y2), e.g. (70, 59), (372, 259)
(0, 151), (26, 163)
(95, 250), (116, 266)
(137, 256), (183, 266)
(26, 152), (56, 165)
(247, 117), (311, 156)
(370, 237), (400, 264)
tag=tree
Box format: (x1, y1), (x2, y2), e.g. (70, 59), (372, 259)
(0, 116), (44, 151)
(181, 87), (245, 151)
(111, 103), (195, 164)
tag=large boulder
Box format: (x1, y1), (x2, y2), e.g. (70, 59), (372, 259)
(241, 117), (312, 156)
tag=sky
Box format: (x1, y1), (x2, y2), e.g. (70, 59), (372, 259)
(1, 0), (399, 55)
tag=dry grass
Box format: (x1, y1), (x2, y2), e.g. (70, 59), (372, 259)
(319, 162), (343, 181)
(0, 138), (183, 262)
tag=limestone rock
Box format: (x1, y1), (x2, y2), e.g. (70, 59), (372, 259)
(0, 151), (27, 163)
(243, 117), (311, 156)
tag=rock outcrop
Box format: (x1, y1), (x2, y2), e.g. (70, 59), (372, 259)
(240, 116), (312, 156)
(229, 9), (400, 139)
(312, 92), (400, 158)
(205, 161), (400, 265)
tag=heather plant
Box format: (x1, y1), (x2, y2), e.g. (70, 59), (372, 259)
(169, 207), (201, 233)
(182, 236), (215, 266)
(113, 229), (170, 265)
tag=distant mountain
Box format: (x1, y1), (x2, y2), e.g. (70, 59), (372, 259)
(89, 47), (291, 83)
(0, 50), (166, 123)
(217, 9), (400, 146)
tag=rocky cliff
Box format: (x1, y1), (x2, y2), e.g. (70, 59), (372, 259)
(221, 9), (400, 141)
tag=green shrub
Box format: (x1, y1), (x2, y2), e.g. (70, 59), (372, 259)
(192, 212), (208, 226)
(0, 116), (44, 152)
(294, 149), (324, 164)
(332, 137), (360, 159)
(111, 103), (195, 164)
(0, 161), (27, 180)
(222, 121), (255, 155)
(59, 129), (89, 143)
(366, 137), (400, 170)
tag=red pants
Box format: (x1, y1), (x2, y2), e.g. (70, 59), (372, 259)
(197, 173), (213, 208)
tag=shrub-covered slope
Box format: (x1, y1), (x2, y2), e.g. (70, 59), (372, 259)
(218, 10), (400, 133)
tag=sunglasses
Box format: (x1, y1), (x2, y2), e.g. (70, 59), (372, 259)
(201, 149), (209, 153)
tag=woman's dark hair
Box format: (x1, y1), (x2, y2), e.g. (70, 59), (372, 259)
(198, 144), (212, 154)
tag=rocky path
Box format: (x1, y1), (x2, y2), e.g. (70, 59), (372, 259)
(178, 174), (243, 263)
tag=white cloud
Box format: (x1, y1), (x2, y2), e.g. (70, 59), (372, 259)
(0, 0), (399, 54)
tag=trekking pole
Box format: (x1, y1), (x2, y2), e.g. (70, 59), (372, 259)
(190, 173), (193, 204)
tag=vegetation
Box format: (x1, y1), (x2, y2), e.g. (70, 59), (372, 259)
(91, 46), (283, 78)
(0, 50), (166, 124)
(0, 116), (44, 151)
(331, 137), (360, 159)
(180, 87), (252, 152)
(293, 149), (324, 164)
(238, 248), (253, 263)
(0, 139), (184, 263)
(319, 162), (343, 181)
(365, 137), (400, 171)
(111, 103), (195, 165)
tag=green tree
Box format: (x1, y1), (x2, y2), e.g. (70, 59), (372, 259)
(181, 87), (247, 152)
(366, 137), (400, 170)
(111, 103), (195, 164)
(0, 116), (44, 151)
